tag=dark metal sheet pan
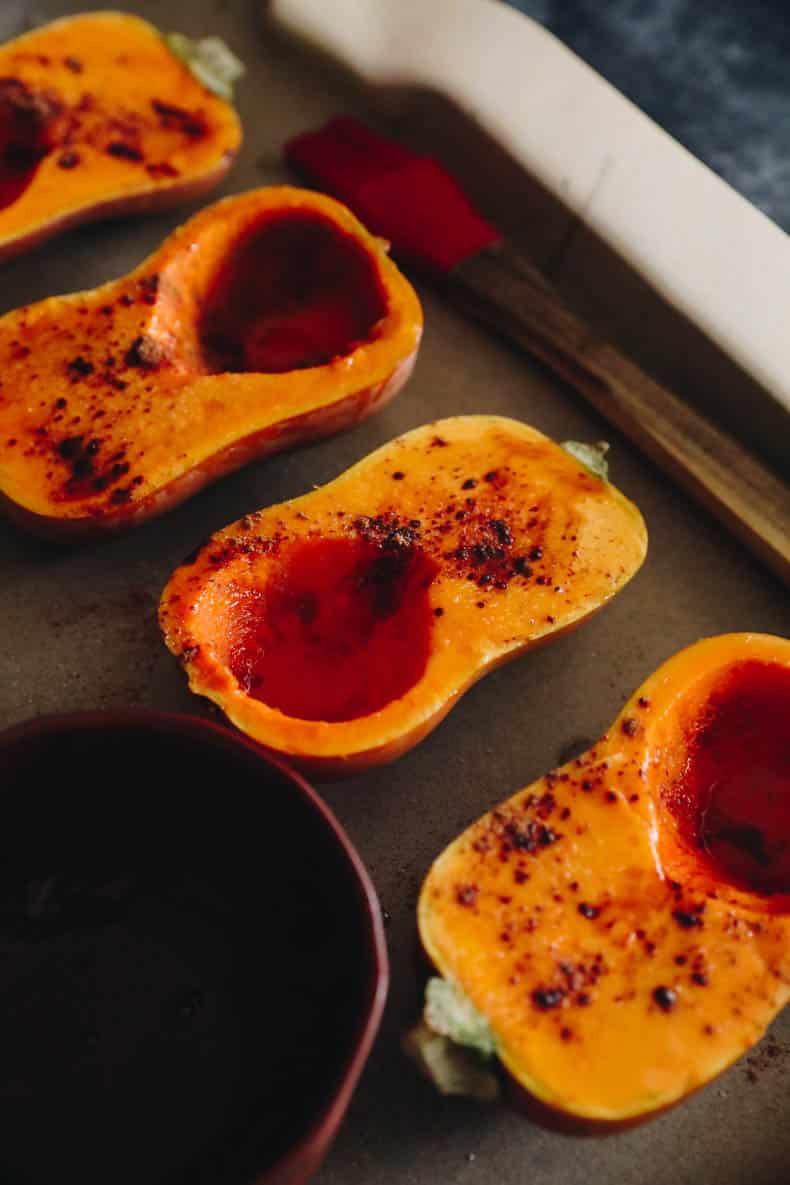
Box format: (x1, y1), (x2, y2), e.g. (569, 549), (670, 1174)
(0, 3), (788, 1184)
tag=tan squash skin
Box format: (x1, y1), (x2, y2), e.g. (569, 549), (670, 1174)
(0, 186), (422, 538)
(418, 633), (790, 1129)
(159, 416), (647, 777)
(0, 12), (241, 262)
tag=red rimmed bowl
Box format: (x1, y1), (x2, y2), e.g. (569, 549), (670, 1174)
(0, 710), (387, 1185)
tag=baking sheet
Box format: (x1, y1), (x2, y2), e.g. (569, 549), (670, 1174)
(0, 2), (789, 1184)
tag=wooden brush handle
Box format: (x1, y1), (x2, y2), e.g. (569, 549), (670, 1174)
(452, 242), (790, 586)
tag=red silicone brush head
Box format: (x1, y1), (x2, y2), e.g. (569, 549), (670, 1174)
(285, 117), (501, 276)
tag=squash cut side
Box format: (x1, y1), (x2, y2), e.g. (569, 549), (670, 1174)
(160, 416), (647, 776)
(0, 12), (241, 260)
(0, 187), (422, 537)
(418, 632), (790, 1126)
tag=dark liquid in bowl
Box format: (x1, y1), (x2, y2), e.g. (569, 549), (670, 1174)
(0, 721), (375, 1185)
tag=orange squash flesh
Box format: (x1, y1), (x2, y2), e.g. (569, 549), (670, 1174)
(0, 186), (422, 538)
(0, 12), (241, 261)
(159, 416), (647, 777)
(418, 633), (790, 1127)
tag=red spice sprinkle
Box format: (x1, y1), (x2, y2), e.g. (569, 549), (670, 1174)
(146, 161), (179, 178)
(139, 274), (160, 304)
(124, 335), (163, 369)
(578, 902), (600, 920)
(653, 986), (677, 1012)
(605, 791), (618, 803)
(66, 356), (93, 379)
(692, 972), (708, 986)
(64, 56), (83, 72)
(57, 150), (80, 169)
(560, 1027), (573, 1042)
(434, 607), (444, 617)
(455, 884), (478, 907)
(673, 909), (703, 929)
(581, 780), (593, 791)
(151, 98), (206, 138)
(461, 478), (476, 489)
(621, 717), (640, 737)
(532, 987), (564, 1010)
(638, 696), (651, 709)
(576, 992), (591, 1006)
(392, 471), (405, 480)
(107, 141), (143, 162)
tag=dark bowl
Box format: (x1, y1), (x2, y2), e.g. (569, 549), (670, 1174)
(0, 710), (388, 1185)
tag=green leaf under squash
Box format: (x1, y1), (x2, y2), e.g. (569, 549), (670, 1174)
(561, 439), (610, 480)
(424, 976), (498, 1058)
(164, 32), (245, 100)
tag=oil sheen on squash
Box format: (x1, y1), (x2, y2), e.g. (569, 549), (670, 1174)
(665, 660), (790, 896)
(227, 536), (438, 721)
(199, 210), (389, 373)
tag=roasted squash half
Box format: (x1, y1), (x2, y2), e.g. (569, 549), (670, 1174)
(0, 12), (241, 261)
(0, 186), (422, 538)
(160, 416), (647, 776)
(418, 633), (790, 1128)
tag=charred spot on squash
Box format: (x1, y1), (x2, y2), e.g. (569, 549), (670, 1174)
(197, 209), (389, 374)
(222, 533), (439, 722)
(661, 660), (790, 898)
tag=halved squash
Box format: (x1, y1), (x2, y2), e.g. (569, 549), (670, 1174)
(0, 186), (422, 538)
(0, 12), (241, 261)
(159, 416), (647, 776)
(418, 633), (790, 1128)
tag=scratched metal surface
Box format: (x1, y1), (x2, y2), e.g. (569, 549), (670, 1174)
(0, 2), (789, 1185)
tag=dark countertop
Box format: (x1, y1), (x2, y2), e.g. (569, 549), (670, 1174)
(508, 0), (790, 233)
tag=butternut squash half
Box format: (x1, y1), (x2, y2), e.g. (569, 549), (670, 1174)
(0, 12), (241, 261)
(0, 186), (422, 538)
(418, 633), (790, 1128)
(159, 416), (646, 776)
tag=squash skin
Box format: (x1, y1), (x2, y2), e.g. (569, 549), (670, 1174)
(418, 633), (790, 1129)
(0, 186), (422, 539)
(0, 12), (241, 262)
(159, 416), (647, 777)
